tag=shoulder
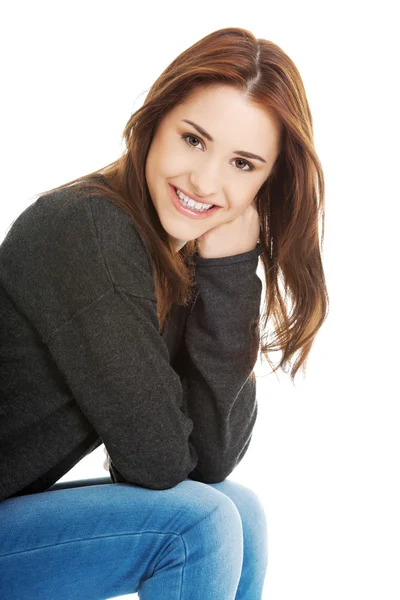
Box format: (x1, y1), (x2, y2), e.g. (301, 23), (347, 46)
(1, 184), (153, 278)
(0, 185), (156, 331)
(87, 192), (154, 280)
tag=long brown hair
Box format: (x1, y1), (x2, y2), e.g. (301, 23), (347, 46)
(36, 26), (329, 384)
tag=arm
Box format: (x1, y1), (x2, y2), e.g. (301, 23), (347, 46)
(47, 286), (199, 489)
(173, 244), (263, 483)
(102, 244), (262, 482)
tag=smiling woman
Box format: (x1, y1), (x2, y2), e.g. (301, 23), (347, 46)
(31, 26), (327, 381)
(144, 84), (280, 253)
(0, 25), (328, 599)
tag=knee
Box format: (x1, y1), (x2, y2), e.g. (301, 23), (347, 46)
(237, 485), (267, 546)
(178, 480), (244, 540)
(240, 485), (267, 531)
(210, 491), (244, 536)
(209, 480), (267, 536)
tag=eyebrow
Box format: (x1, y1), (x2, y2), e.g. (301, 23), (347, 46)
(181, 119), (267, 163)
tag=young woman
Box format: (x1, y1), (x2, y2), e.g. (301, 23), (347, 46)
(0, 27), (329, 599)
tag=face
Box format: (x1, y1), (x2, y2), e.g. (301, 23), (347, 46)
(145, 84), (281, 252)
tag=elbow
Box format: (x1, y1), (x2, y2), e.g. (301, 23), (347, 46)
(109, 447), (198, 491)
(109, 463), (192, 491)
(186, 447), (253, 484)
(187, 463), (232, 485)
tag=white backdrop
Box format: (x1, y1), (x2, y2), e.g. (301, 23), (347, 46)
(1, 1), (399, 598)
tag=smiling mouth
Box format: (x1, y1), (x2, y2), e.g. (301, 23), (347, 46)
(173, 186), (219, 208)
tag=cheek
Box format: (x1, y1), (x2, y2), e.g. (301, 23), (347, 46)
(155, 141), (184, 175)
(232, 193), (257, 214)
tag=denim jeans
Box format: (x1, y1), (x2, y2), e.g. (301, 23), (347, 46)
(0, 476), (267, 599)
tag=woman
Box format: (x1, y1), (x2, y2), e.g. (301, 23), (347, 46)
(0, 27), (329, 599)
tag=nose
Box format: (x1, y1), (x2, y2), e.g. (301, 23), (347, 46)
(189, 167), (220, 199)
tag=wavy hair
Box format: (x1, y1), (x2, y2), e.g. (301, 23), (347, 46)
(37, 26), (329, 383)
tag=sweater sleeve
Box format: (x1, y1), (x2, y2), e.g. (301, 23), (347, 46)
(172, 244), (263, 483)
(47, 287), (199, 490)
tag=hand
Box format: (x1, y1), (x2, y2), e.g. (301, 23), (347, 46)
(103, 446), (109, 471)
(197, 199), (260, 259)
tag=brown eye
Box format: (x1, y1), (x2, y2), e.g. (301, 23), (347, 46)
(233, 158), (254, 172)
(182, 134), (203, 150)
(181, 133), (255, 173)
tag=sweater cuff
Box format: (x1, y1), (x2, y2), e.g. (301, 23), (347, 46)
(192, 242), (263, 267)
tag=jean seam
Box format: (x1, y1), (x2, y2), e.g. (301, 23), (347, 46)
(151, 504), (221, 599)
(0, 530), (182, 559)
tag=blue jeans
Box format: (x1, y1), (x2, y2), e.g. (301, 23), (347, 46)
(0, 476), (267, 599)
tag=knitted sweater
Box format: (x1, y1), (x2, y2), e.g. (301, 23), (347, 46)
(0, 184), (263, 501)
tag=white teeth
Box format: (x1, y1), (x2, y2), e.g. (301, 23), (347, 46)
(175, 187), (213, 211)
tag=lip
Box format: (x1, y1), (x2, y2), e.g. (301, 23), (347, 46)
(175, 185), (216, 205)
(169, 184), (221, 220)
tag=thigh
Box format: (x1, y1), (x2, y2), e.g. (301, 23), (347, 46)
(0, 477), (243, 600)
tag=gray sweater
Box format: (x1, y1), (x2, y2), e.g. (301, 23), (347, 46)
(0, 185), (263, 501)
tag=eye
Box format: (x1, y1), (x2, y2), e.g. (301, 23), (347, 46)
(181, 133), (255, 173)
(182, 134), (204, 151)
(233, 158), (254, 172)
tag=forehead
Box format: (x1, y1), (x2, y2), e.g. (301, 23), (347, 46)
(166, 84), (281, 152)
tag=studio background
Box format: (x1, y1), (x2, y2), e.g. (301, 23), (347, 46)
(1, 1), (399, 598)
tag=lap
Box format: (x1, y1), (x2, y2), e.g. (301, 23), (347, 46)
(47, 475), (266, 527)
(0, 476), (252, 600)
(0, 475), (266, 557)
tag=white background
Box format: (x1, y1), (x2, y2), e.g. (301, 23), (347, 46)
(1, 1), (399, 598)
